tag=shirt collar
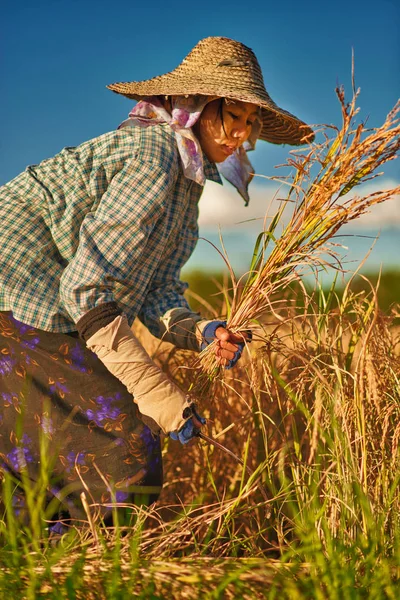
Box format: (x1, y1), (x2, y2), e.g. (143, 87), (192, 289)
(203, 153), (222, 184)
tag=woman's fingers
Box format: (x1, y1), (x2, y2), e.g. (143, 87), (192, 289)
(209, 325), (251, 369)
(213, 327), (249, 360)
(220, 340), (239, 352)
(215, 326), (248, 344)
(214, 327), (230, 342)
(215, 345), (236, 360)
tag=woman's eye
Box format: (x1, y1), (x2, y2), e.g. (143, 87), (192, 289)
(228, 112), (239, 120)
(247, 120), (255, 127)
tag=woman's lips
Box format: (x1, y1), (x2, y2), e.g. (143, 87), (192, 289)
(220, 144), (236, 156)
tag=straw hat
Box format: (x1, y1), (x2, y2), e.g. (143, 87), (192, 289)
(107, 37), (314, 146)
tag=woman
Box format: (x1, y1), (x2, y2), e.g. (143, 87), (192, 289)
(0, 37), (313, 527)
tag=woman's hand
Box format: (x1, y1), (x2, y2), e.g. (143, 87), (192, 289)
(170, 404), (206, 445)
(213, 326), (250, 368)
(200, 320), (251, 370)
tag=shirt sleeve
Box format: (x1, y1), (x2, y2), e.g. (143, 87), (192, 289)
(59, 154), (179, 324)
(137, 195), (199, 338)
(137, 262), (192, 337)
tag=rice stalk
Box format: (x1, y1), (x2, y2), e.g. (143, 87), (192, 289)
(196, 85), (400, 383)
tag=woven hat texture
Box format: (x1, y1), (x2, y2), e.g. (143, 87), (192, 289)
(107, 37), (314, 145)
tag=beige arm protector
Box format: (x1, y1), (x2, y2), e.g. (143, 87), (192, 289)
(86, 315), (191, 435)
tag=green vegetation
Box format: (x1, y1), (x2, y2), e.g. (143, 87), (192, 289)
(1, 278), (400, 598)
(184, 268), (400, 314)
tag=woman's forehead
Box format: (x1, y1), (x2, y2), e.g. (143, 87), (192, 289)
(225, 98), (261, 115)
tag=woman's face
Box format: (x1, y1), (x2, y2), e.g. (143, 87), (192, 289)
(193, 99), (260, 163)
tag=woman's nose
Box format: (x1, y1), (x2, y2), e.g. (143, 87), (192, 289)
(231, 127), (247, 142)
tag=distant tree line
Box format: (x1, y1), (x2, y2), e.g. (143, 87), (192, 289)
(184, 269), (400, 316)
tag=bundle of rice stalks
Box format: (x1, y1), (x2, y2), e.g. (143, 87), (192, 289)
(197, 83), (400, 382)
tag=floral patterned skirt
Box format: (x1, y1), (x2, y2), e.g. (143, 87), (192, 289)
(0, 312), (163, 526)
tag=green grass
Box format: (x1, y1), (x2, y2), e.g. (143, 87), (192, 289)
(1, 277), (400, 598)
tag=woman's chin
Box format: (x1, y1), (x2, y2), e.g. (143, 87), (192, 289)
(206, 148), (230, 164)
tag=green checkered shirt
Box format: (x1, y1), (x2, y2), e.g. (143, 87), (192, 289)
(0, 124), (222, 334)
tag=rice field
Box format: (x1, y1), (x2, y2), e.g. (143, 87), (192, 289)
(1, 279), (399, 598)
(1, 86), (399, 598)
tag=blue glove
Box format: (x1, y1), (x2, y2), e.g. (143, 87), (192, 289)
(200, 320), (227, 351)
(170, 404), (206, 445)
(200, 320), (251, 370)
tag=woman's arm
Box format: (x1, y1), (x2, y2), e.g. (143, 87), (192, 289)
(59, 152), (178, 330)
(137, 185), (203, 349)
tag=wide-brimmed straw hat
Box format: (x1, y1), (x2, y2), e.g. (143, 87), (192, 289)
(107, 36), (314, 146)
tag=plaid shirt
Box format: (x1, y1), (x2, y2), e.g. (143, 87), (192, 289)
(0, 124), (221, 334)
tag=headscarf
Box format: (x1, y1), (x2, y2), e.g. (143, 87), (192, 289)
(118, 95), (262, 205)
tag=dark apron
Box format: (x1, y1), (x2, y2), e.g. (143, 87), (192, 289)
(0, 311), (162, 527)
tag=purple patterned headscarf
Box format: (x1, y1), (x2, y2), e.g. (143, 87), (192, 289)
(118, 95), (262, 205)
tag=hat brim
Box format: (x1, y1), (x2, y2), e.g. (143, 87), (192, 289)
(107, 80), (314, 146)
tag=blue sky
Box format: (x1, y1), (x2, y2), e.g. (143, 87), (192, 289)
(2, 0), (399, 273)
(2, 0), (399, 183)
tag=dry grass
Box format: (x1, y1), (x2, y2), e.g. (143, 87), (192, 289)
(5, 286), (396, 596)
(135, 280), (400, 558)
(195, 84), (400, 388)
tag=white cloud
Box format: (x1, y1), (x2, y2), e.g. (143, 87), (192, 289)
(198, 179), (284, 230)
(198, 177), (400, 232)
